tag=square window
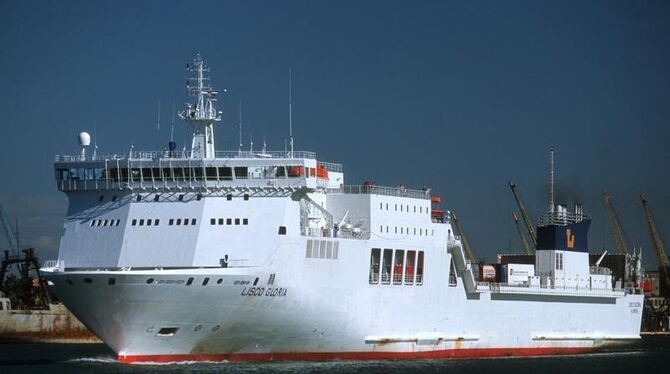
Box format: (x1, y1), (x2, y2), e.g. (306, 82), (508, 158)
(136, 195), (142, 202)
(154, 194), (160, 202)
(112, 195), (117, 202)
(115, 220), (120, 226)
(98, 195), (104, 202)
(235, 218), (240, 225)
(154, 219), (160, 226)
(169, 218), (174, 225)
(178, 219), (183, 225)
(226, 194), (232, 201)
(178, 194), (184, 202)
(243, 218), (248, 225)
(226, 218), (232, 225)
(147, 219), (152, 226)
(211, 218), (216, 225)
(139, 219), (144, 226)
(132, 219), (137, 226)
(218, 218), (224, 225)
(244, 194), (249, 201)
(192, 219), (197, 225)
(196, 194), (202, 201)
(278, 226), (287, 235)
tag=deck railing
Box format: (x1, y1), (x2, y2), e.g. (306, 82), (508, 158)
(327, 185), (430, 200)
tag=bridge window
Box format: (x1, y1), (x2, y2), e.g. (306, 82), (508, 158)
(381, 249), (392, 285)
(243, 218), (248, 225)
(218, 218), (224, 225)
(205, 167), (218, 180)
(288, 166), (304, 178)
(139, 219), (144, 226)
(234, 167), (248, 179)
(193, 167), (203, 181)
(235, 218), (240, 225)
(369, 248), (381, 284)
(393, 250), (404, 285)
(219, 167), (232, 180)
(191, 219), (197, 225)
(176, 219), (182, 225)
(227, 218), (232, 225)
(405, 250), (416, 285)
(155, 219), (160, 226)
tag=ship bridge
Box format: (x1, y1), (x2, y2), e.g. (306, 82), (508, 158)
(54, 150), (344, 194)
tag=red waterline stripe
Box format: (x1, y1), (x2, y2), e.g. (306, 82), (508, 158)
(118, 347), (594, 364)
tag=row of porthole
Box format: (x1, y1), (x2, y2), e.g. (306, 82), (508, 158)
(67, 276), (262, 287)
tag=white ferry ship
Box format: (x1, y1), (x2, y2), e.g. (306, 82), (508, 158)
(41, 55), (644, 363)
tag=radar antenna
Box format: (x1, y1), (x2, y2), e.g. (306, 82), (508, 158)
(178, 53), (223, 159)
(288, 68), (294, 158)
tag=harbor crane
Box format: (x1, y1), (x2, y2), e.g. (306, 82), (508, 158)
(450, 211), (476, 263)
(508, 182), (537, 248)
(0, 204), (18, 256)
(603, 191), (628, 255)
(512, 211), (533, 255)
(640, 194), (670, 298)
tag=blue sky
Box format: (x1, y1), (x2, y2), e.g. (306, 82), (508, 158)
(0, 0), (668, 267)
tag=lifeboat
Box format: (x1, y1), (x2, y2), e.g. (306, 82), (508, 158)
(316, 164), (329, 179)
(431, 195), (442, 205)
(431, 209), (444, 219)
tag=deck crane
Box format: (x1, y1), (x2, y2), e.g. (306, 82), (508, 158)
(512, 211), (533, 255)
(508, 182), (537, 248)
(450, 211), (476, 263)
(640, 193), (670, 298)
(603, 191), (628, 255)
(0, 204), (19, 256)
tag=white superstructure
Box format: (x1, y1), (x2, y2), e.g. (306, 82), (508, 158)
(41, 55), (644, 363)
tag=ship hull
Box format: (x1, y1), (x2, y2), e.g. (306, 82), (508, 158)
(42, 238), (643, 363)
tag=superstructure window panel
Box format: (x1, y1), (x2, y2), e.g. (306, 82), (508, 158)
(405, 250), (416, 285)
(381, 249), (393, 285)
(306, 240), (313, 258)
(416, 251), (424, 285)
(393, 250), (405, 285)
(369, 248), (381, 284)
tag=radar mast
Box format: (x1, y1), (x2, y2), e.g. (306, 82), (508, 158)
(179, 54), (222, 159)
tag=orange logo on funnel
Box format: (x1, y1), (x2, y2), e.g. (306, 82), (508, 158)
(566, 229), (575, 249)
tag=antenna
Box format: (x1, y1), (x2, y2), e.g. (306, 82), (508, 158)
(288, 68), (294, 158)
(549, 148), (555, 213)
(249, 133), (253, 153)
(93, 121), (98, 160)
(157, 99), (161, 131)
(262, 135), (267, 154)
(238, 100), (243, 156)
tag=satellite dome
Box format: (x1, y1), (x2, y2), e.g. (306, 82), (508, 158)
(79, 132), (91, 147)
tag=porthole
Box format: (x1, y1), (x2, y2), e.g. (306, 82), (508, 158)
(212, 325), (220, 332)
(216, 278), (223, 284)
(194, 324), (202, 332)
(146, 278), (154, 284)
